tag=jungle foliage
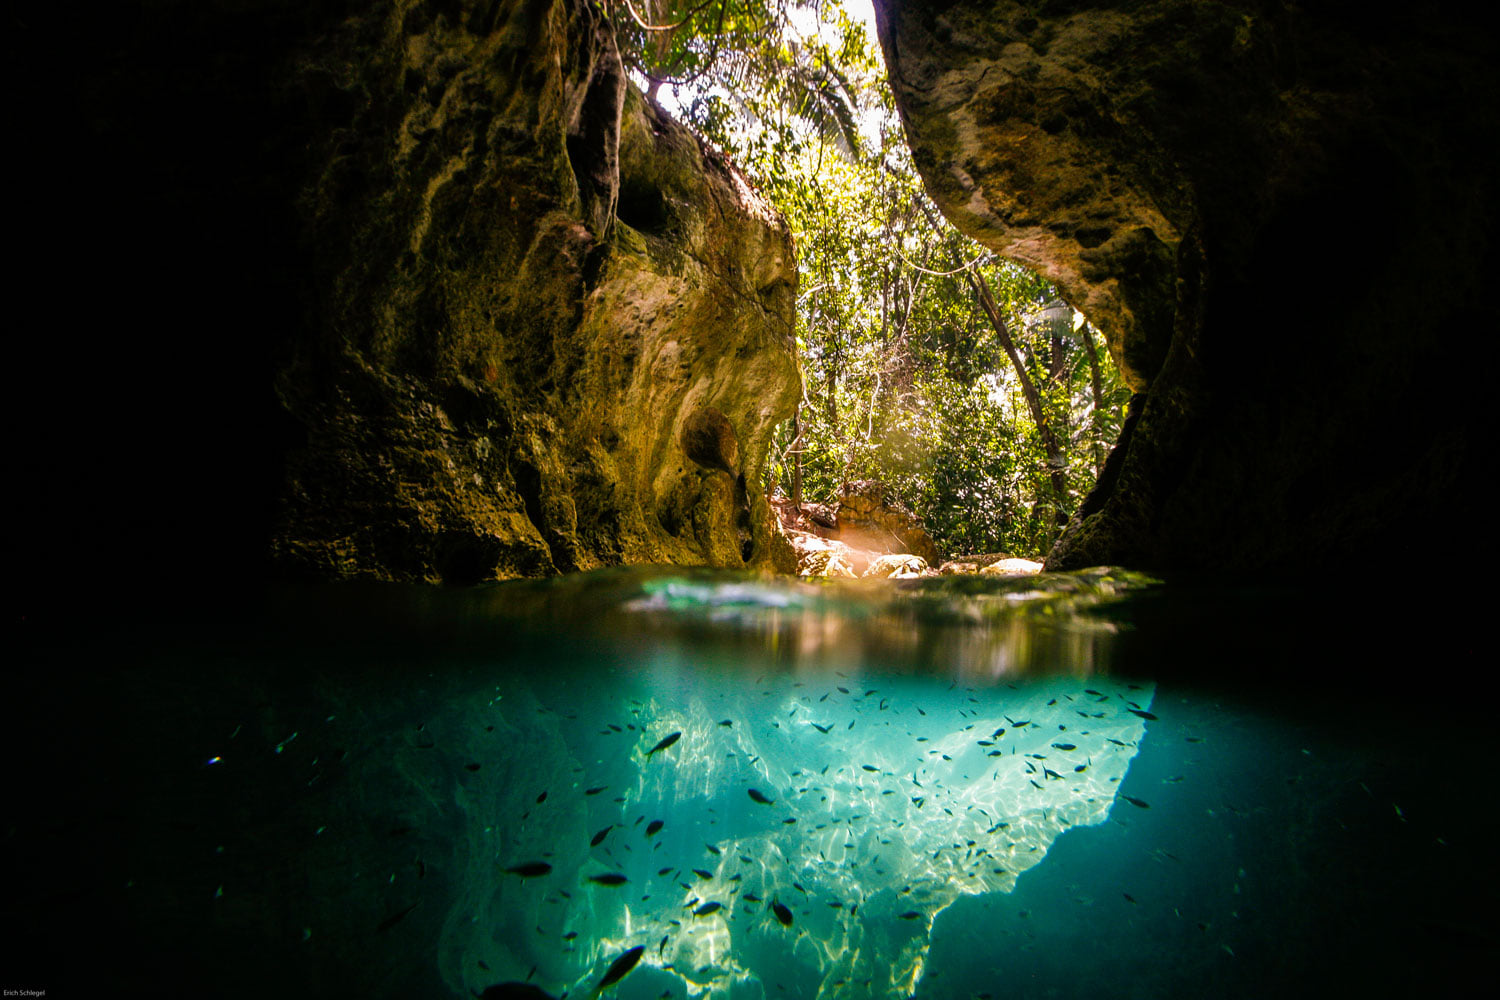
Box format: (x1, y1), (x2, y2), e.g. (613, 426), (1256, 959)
(613, 0), (1130, 558)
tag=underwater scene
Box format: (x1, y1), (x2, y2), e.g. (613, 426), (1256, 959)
(6, 568), (1495, 998)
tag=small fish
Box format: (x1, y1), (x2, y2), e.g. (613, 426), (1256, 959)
(465, 763), (482, 772)
(772, 901), (793, 926)
(1122, 795), (1150, 809)
(705, 844), (721, 856)
(646, 820), (664, 836)
(595, 945), (645, 992)
(585, 786), (607, 796)
(811, 723), (832, 733)
(563, 931), (578, 941)
(743, 892), (762, 902)
(1123, 893), (1137, 904)
(898, 911), (921, 920)
(645, 732), (682, 758)
(1052, 743), (1077, 751)
(1128, 709), (1158, 721)
(748, 788), (775, 805)
(693, 901), (722, 916)
(504, 862), (553, 878)
(591, 826), (613, 847)
(535, 792), (548, 804)
(376, 901), (419, 933)
(718, 719), (733, 727)
(861, 765), (879, 773)
(693, 869), (713, 880)
(588, 873), (628, 886)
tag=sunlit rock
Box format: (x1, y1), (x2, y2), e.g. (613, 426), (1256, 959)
(834, 481), (941, 570)
(803, 549), (859, 579)
(864, 554), (930, 578)
(981, 558), (1044, 577)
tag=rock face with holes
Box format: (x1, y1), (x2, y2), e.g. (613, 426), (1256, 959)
(267, 0), (800, 581)
(874, 0), (1494, 571)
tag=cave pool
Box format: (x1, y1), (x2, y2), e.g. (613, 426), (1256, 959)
(6, 567), (1493, 998)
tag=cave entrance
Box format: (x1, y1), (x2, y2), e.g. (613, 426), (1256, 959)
(766, 268), (1129, 574)
(615, 0), (1128, 571)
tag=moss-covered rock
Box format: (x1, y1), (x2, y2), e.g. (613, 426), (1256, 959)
(874, 0), (1493, 572)
(269, 0), (800, 581)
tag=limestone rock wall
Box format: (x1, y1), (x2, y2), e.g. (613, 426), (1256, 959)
(874, 0), (1495, 571)
(271, 0), (801, 581)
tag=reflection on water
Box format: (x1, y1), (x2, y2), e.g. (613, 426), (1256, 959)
(5, 567), (1493, 999)
(466, 565), (1160, 683)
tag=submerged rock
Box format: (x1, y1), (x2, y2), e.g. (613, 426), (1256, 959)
(264, 0), (799, 581)
(874, 0), (1493, 572)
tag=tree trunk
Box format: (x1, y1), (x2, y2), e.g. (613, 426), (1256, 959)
(1078, 321), (1107, 473)
(967, 270), (1070, 524)
(791, 405), (803, 510)
(913, 194), (1071, 525)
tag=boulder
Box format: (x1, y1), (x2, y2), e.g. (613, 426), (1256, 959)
(873, 0), (1493, 572)
(980, 558), (1044, 577)
(802, 549), (859, 579)
(863, 554), (931, 579)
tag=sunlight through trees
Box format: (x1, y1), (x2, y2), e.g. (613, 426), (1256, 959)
(614, 0), (1129, 557)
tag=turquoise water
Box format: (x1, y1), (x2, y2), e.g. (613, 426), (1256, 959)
(5, 568), (1494, 997)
